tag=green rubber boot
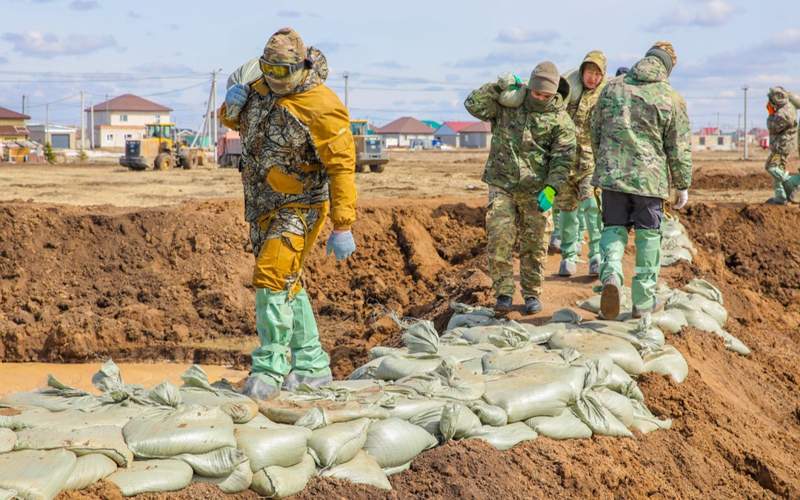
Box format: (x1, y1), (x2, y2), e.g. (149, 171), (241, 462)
(286, 288), (332, 387)
(766, 167), (789, 204)
(559, 209), (580, 263)
(580, 197), (603, 263)
(784, 174), (800, 203)
(599, 226), (628, 320)
(251, 289), (294, 386)
(632, 229), (662, 312)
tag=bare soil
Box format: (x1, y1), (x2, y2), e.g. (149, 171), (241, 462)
(3, 150), (797, 499)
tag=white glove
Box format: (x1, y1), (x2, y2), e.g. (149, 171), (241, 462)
(674, 189), (689, 210)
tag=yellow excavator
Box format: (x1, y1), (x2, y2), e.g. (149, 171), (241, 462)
(119, 123), (203, 171)
(350, 119), (389, 173)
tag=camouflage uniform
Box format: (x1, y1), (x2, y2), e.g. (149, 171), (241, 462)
(220, 29), (356, 390)
(556, 51), (607, 267)
(591, 42), (692, 315)
(465, 76), (576, 299)
(764, 86), (798, 203)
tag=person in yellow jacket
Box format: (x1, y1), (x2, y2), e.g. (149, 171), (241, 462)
(220, 28), (357, 400)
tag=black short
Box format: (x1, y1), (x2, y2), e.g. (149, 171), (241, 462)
(601, 190), (663, 230)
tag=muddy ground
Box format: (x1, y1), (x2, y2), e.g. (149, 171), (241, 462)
(1, 150), (799, 498)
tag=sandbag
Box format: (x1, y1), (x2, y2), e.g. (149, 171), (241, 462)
(465, 422), (538, 450)
(446, 303), (496, 330)
(250, 453), (316, 498)
(0, 428), (15, 453)
(551, 308), (583, 324)
(482, 345), (568, 373)
(688, 294), (728, 326)
(177, 446), (247, 478)
(123, 406), (236, 459)
(0, 449), (76, 500)
(385, 397), (448, 421)
(374, 355), (449, 381)
(468, 400), (508, 427)
(369, 346), (405, 359)
(401, 319), (440, 354)
(63, 453), (118, 491)
(107, 459), (193, 496)
(194, 458), (254, 493)
(571, 392), (632, 437)
(455, 323), (529, 346)
(10, 406), (144, 430)
(643, 345), (689, 383)
(363, 418), (437, 469)
(549, 328), (645, 375)
(265, 403), (390, 429)
(591, 388), (634, 427)
(307, 418), (369, 468)
(321, 450), (392, 491)
(525, 409), (592, 439)
(684, 279), (723, 304)
(439, 403), (482, 440)
(14, 425), (133, 466)
(482, 365), (587, 422)
(652, 309), (688, 334)
(630, 400), (673, 434)
(235, 424), (311, 471)
(0, 489), (16, 500)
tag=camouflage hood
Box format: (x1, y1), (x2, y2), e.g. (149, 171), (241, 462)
(525, 76), (570, 113)
(293, 46), (329, 93)
(580, 50), (607, 80)
(768, 86), (790, 108)
(626, 56), (669, 85)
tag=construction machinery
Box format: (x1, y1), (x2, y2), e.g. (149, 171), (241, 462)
(350, 119), (388, 173)
(119, 123), (203, 171)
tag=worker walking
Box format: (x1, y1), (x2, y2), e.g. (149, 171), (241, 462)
(465, 62), (576, 314)
(556, 50), (607, 278)
(764, 86), (798, 205)
(220, 28), (357, 400)
(591, 41), (692, 320)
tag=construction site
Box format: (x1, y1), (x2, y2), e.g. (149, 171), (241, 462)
(1, 0), (800, 498)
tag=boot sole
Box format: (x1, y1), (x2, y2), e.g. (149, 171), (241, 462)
(600, 284), (620, 320)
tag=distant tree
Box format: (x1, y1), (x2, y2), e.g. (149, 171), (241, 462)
(44, 142), (55, 164)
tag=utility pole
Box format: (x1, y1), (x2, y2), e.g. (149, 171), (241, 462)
(742, 86), (749, 160)
(21, 95), (26, 115)
(716, 112), (720, 131)
(45, 103), (49, 145)
(90, 101), (95, 149)
(210, 70), (218, 159)
(80, 91), (85, 150)
(343, 72), (349, 109)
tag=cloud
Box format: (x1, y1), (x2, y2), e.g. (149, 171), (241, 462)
(649, 0), (735, 30)
(0, 56), (7, 65)
(452, 49), (563, 69)
(313, 41), (354, 53)
(374, 60), (409, 70)
(496, 28), (559, 44)
(127, 10), (142, 19)
(2, 31), (117, 58)
(129, 63), (198, 76)
(69, 0), (99, 10)
(277, 10), (320, 18)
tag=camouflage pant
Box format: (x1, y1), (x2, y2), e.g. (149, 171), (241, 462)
(486, 187), (553, 298)
(554, 175), (594, 211)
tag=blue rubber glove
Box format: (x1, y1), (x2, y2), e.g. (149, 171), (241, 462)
(326, 230), (356, 261)
(225, 84), (249, 119)
(538, 185), (556, 212)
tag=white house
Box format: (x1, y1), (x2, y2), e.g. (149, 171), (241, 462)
(459, 122), (492, 149)
(85, 94), (172, 149)
(28, 124), (78, 149)
(434, 121), (473, 148)
(374, 116), (435, 148)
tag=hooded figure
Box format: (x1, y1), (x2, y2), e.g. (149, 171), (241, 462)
(219, 28), (357, 399)
(465, 61), (577, 315)
(555, 50), (607, 278)
(764, 86), (798, 204)
(590, 41), (692, 321)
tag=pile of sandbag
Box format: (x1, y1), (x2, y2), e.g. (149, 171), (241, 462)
(0, 273), (739, 498)
(661, 216), (696, 266)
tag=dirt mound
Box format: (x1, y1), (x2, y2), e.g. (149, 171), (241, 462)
(693, 172), (772, 190)
(9, 199), (800, 498)
(0, 200), (489, 378)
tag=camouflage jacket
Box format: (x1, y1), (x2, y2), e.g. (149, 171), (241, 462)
(568, 82), (605, 182)
(767, 88), (798, 156)
(221, 48), (357, 233)
(464, 79), (576, 195)
(591, 56), (692, 199)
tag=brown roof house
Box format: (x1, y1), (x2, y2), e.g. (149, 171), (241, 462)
(85, 94), (172, 149)
(0, 106), (31, 142)
(375, 116), (435, 148)
(459, 121), (492, 149)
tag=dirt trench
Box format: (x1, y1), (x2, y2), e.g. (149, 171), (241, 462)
(3, 198), (799, 499)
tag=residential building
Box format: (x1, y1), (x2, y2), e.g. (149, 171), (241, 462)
(459, 122), (492, 149)
(85, 94), (172, 149)
(28, 124), (78, 149)
(0, 106), (30, 142)
(374, 116), (435, 148)
(434, 121), (474, 148)
(691, 127), (735, 151)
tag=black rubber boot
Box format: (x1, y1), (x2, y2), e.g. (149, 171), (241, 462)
(494, 295), (513, 312)
(524, 296), (542, 315)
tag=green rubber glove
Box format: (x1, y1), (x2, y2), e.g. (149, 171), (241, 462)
(509, 74), (523, 90)
(538, 186), (556, 212)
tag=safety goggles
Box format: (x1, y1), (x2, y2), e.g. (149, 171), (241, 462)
(259, 57), (306, 79)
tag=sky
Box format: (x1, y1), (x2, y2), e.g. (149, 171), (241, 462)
(0, 0), (797, 133)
